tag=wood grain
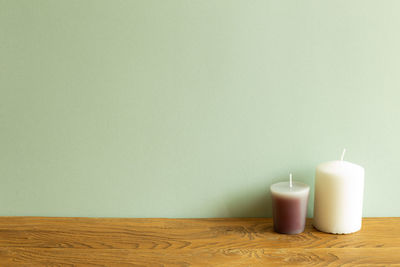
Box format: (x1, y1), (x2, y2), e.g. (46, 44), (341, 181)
(0, 217), (398, 266)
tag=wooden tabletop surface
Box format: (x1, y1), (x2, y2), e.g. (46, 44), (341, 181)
(0, 217), (398, 266)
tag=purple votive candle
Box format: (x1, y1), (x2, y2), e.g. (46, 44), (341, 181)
(270, 176), (310, 234)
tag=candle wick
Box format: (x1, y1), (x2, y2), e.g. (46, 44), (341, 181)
(289, 173), (293, 188)
(340, 148), (346, 161)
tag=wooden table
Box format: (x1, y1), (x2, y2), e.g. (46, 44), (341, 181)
(0, 217), (398, 266)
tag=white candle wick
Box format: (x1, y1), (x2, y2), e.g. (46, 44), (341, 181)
(340, 148), (346, 161)
(289, 173), (293, 188)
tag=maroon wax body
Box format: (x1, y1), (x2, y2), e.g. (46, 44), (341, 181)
(270, 181), (310, 234)
(272, 195), (308, 234)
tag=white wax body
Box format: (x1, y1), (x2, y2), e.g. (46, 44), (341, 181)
(313, 160), (365, 234)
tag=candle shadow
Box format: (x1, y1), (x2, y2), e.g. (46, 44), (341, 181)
(224, 186), (272, 217)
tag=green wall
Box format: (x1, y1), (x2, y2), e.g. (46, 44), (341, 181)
(1, 0), (399, 217)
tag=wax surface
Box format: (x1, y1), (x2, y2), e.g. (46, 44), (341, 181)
(313, 160), (365, 234)
(270, 181), (309, 234)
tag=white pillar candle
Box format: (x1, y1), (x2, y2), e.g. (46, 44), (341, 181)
(313, 149), (365, 234)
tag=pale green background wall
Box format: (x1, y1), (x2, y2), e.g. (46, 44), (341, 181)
(1, 0), (399, 217)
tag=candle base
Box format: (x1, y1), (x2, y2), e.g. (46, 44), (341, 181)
(312, 223), (361, 235)
(274, 226), (305, 235)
